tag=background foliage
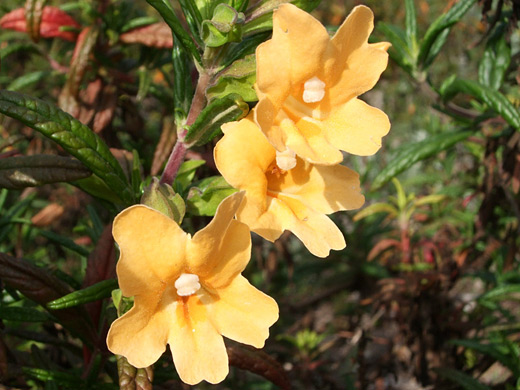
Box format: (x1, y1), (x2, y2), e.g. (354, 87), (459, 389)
(0, 0), (520, 389)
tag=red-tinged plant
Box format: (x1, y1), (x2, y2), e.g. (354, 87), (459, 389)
(0, 6), (80, 42)
(119, 22), (173, 49)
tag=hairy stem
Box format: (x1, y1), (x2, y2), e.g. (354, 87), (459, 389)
(159, 72), (211, 185)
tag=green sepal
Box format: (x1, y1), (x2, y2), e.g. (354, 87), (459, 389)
(187, 176), (237, 216)
(183, 93), (249, 146)
(0, 155), (91, 189)
(141, 177), (186, 224)
(46, 279), (118, 310)
(201, 3), (245, 47)
(207, 54), (257, 102)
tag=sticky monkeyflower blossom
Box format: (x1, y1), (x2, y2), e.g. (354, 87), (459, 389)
(106, 192), (278, 385)
(255, 4), (391, 165)
(214, 113), (365, 258)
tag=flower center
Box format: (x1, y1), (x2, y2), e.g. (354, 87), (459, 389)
(174, 273), (201, 297)
(275, 147), (297, 171)
(302, 76), (326, 103)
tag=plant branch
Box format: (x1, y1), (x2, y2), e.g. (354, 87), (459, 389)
(159, 71), (211, 185)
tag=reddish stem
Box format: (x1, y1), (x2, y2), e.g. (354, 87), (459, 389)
(159, 72), (210, 185)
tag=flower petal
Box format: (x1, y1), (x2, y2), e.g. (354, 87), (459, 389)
(203, 275), (278, 348)
(269, 159), (365, 214)
(283, 115), (343, 165)
(323, 98), (390, 156)
(256, 4), (330, 107)
(250, 197), (346, 257)
(106, 294), (171, 368)
(112, 205), (187, 297)
(168, 295), (228, 385)
(216, 116), (274, 208)
(327, 6), (389, 105)
(188, 192), (251, 288)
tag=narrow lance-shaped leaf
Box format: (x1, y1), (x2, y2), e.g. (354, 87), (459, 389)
(418, 0), (476, 67)
(404, 0), (417, 51)
(0, 306), (51, 322)
(435, 368), (491, 390)
(372, 130), (473, 190)
(172, 41), (193, 124)
(0, 252), (97, 346)
(25, 0), (47, 42)
(0, 155), (91, 189)
(478, 35), (511, 91)
(147, 0), (202, 64)
(47, 279), (118, 310)
(0, 90), (135, 205)
(183, 93), (249, 146)
(440, 78), (520, 130)
(177, 0), (204, 47)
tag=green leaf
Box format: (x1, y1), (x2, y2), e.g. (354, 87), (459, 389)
(353, 202), (398, 221)
(0, 306), (51, 322)
(39, 230), (90, 257)
(172, 41), (193, 124)
(74, 175), (125, 205)
(174, 160), (206, 193)
(405, 0), (417, 50)
(7, 70), (52, 91)
(0, 90), (134, 205)
(440, 78), (520, 130)
(184, 93), (249, 146)
(47, 279), (118, 310)
(178, 0), (204, 46)
(201, 3), (244, 47)
(206, 54), (257, 102)
(23, 367), (80, 387)
(478, 35), (511, 91)
(392, 178), (407, 210)
(414, 194), (446, 206)
(377, 23), (414, 72)
(187, 176), (237, 216)
(479, 284), (520, 301)
(418, 0), (476, 67)
(435, 368), (491, 390)
(120, 16), (159, 33)
(0, 155), (91, 189)
(147, 0), (202, 64)
(372, 130), (473, 191)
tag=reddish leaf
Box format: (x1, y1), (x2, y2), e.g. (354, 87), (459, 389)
(0, 252), (96, 346)
(120, 22), (173, 48)
(0, 6), (80, 42)
(227, 344), (290, 390)
(30, 203), (65, 227)
(367, 238), (401, 262)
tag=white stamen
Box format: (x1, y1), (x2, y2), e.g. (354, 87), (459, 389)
(302, 76), (326, 103)
(276, 148), (297, 171)
(174, 273), (201, 297)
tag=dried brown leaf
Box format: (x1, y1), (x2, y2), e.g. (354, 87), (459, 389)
(31, 203), (65, 227)
(120, 22), (173, 48)
(151, 118), (176, 176)
(59, 26), (99, 117)
(93, 85), (117, 133)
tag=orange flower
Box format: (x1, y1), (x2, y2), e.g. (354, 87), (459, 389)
(106, 192), (278, 385)
(214, 114), (365, 258)
(255, 4), (391, 165)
